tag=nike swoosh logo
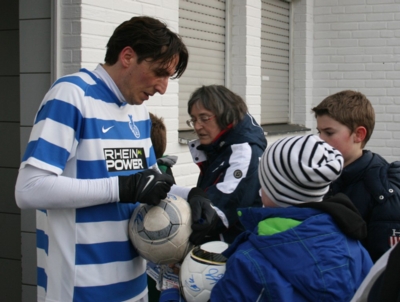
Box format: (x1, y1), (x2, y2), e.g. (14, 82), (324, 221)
(102, 126), (114, 133)
(143, 175), (155, 191)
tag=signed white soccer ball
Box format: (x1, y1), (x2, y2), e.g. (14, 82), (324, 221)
(179, 241), (229, 302)
(128, 193), (193, 265)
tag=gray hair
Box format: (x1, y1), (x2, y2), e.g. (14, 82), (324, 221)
(187, 85), (248, 129)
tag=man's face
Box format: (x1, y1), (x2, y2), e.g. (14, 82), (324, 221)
(121, 54), (179, 105)
(316, 114), (361, 167)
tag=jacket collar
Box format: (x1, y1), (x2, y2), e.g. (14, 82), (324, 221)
(237, 192), (367, 241)
(339, 150), (373, 183)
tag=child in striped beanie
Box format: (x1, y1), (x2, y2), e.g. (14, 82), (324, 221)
(258, 134), (343, 207)
(210, 134), (373, 302)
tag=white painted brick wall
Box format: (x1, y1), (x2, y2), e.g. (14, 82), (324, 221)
(230, 1), (262, 123)
(308, 0), (400, 163)
(292, 0), (315, 128)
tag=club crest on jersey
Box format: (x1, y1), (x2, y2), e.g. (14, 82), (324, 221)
(390, 229), (400, 247)
(104, 147), (148, 172)
(128, 114), (140, 138)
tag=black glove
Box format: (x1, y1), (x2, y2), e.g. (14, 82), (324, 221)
(118, 169), (174, 206)
(188, 188), (219, 245)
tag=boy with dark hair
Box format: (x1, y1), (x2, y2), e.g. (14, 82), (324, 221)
(150, 112), (167, 160)
(149, 112), (178, 178)
(313, 90), (400, 262)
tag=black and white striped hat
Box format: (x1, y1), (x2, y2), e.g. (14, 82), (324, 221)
(258, 134), (343, 207)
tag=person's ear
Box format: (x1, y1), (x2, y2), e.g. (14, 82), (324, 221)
(119, 46), (137, 68)
(354, 126), (367, 144)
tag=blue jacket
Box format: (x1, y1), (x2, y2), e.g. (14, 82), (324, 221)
(188, 113), (267, 243)
(160, 195), (373, 302)
(326, 150), (400, 262)
(211, 200), (372, 301)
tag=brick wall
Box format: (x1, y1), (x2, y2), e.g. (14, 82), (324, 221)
(309, 0), (400, 162)
(230, 1), (262, 122)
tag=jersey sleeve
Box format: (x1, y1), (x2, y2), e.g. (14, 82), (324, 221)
(15, 165), (119, 209)
(21, 79), (85, 174)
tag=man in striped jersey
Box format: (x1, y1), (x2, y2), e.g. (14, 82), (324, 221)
(15, 16), (188, 302)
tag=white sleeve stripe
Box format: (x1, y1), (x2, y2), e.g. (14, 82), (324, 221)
(212, 205), (229, 228)
(216, 143), (251, 194)
(30, 119), (76, 152)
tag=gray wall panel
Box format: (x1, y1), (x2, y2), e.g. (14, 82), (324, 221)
(0, 30), (19, 76)
(20, 73), (51, 126)
(0, 122), (20, 167)
(0, 259), (21, 301)
(21, 209), (36, 233)
(20, 19), (51, 73)
(2, 0), (20, 300)
(0, 168), (19, 213)
(21, 232), (36, 285)
(0, 0), (18, 29)
(19, 0), (51, 19)
(22, 284), (36, 302)
(0, 213), (20, 258)
(0, 76), (20, 121)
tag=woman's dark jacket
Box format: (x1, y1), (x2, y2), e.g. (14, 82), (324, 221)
(188, 113), (267, 243)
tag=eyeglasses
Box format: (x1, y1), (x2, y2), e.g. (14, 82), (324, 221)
(186, 115), (215, 128)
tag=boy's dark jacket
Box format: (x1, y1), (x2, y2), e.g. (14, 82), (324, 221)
(326, 150), (400, 262)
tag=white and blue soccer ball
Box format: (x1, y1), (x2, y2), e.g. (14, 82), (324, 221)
(179, 241), (229, 302)
(128, 193), (193, 265)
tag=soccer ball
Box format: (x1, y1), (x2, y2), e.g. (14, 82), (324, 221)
(179, 241), (229, 302)
(128, 193), (193, 265)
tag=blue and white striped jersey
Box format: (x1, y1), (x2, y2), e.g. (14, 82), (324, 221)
(21, 66), (156, 302)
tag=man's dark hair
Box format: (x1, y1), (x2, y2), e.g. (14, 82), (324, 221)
(105, 16), (188, 79)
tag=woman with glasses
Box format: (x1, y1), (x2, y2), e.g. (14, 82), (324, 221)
(171, 85), (268, 245)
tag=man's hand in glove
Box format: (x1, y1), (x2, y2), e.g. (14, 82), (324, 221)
(187, 187), (219, 245)
(118, 169), (174, 206)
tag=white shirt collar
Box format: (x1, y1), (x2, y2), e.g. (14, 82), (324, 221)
(92, 64), (126, 104)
